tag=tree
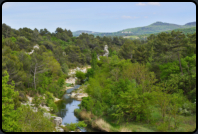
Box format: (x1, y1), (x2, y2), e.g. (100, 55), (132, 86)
(2, 38), (19, 51)
(170, 31), (187, 75)
(76, 71), (86, 84)
(2, 50), (26, 88)
(2, 71), (20, 132)
(91, 51), (98, 71)
(2, 23), (12, 38)
(16, 36), (31, 50)
(31, 28), (40, 43)
(55, 27), (64, 34)
(67, 29), (73, 38)
(119, 39), (136, 61)
(30, 46), (48, 91)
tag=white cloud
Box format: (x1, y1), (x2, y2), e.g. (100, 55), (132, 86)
(133, 16), (139, 19)
(148, 2), (160, 6)
(136, 2), (146, 6)
(144, 16), (148, 18)
(122, 15), (139, 19)
(122, 15), (132, 19)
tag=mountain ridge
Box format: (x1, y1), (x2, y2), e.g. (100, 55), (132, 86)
(72, 21), (196, 37)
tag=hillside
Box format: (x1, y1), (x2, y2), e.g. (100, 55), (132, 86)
(124, 26), (196, 40)
(184, 22), (196, 27)
(157, 26), (196, 35)
(72, 30), (100, 36)
(72, 21), (196, 37)
(120, 21), (183, 35)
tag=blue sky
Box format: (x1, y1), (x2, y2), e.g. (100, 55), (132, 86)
(2, 2), (196, 33)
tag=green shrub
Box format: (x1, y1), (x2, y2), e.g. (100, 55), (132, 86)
(48, 100), (58, 113)
(76, 71), (86, 84)
(81, 97), (94, 111)
(86, 68), (94, 78)
(18, 91), (28, 102)
(64, 121), (87, 131)
(38, 87), (45, 95)
(61, 63), (69, 75)
(32, 95), (46, 108)
(178, 101), (196, 116)
(157, 121), (169, 132)
(16, 105), (55, 132)
(57, 77), (65, 87)
(2, 71), (21, 132)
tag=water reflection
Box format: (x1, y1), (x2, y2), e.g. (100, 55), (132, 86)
(66, 85), (81, 94)
(56, 85), (97, 132)
(56, 85), (82, 124)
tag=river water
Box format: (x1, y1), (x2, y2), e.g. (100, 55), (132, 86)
(55, 85), (97, 132)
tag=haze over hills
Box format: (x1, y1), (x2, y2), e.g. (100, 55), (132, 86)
(72, 21), (196, 37)
(72, 30), (100, 36)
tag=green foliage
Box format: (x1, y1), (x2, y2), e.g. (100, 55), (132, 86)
(159, 61), (180, 80)
(10, 36), (17, 43)
(48, 99), (58, 113)
(64, 121), (87, 131)
(92, 100), (103, 117)
(44, 91), (58, 113)
(81, 97), (94, 111)
(178, 101), (196, 116)
(57, 77), (65, 87)
(16, 105), (55, 132)
(76, 70), (86, 84)
(32, 95), (46, 108)
(91, 51), (98, 71)
(2, 23), (196, 132)
(157, 121), (169, 132)
(2, 71), (20, 132)
(86, 68), (94, 78)
(61, 63), (69, 74)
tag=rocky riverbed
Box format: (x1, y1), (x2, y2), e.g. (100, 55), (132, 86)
(21, 66), (91, 132)
(65, 66), (91, 85)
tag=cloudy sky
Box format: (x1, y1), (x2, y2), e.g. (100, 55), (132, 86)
(2, 2), (196, 33)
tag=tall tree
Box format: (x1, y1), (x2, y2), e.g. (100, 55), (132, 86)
(170, 31), (187, 75)
(119, 39), (136, 61)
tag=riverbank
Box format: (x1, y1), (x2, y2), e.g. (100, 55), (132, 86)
(72, 83), (196, 132)
(74, 109), (112, 132)
(74, 105), (196, 132)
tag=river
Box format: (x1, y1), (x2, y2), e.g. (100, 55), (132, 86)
(55, 85), (97, 132)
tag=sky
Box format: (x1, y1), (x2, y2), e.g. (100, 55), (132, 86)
(2, 2), (196, 33)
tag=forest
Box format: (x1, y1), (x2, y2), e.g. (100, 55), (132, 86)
(2, 23), (196, 132)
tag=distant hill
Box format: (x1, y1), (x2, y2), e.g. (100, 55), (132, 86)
(72, 21), (196, 37)
(184, 22), (196, 27)
(160, 26), (196, 35)
(116, 21), (183, 35)
(72, 30), (100, 36)
(124, 26), (196, 40)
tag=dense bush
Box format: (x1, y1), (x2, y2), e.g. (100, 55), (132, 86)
(64, 121), (87, 131)
(44, 91), (58, 113)
(16, 105), (55, 132)
(81, 96), (94, 111)
(76, 70), (86, 84)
